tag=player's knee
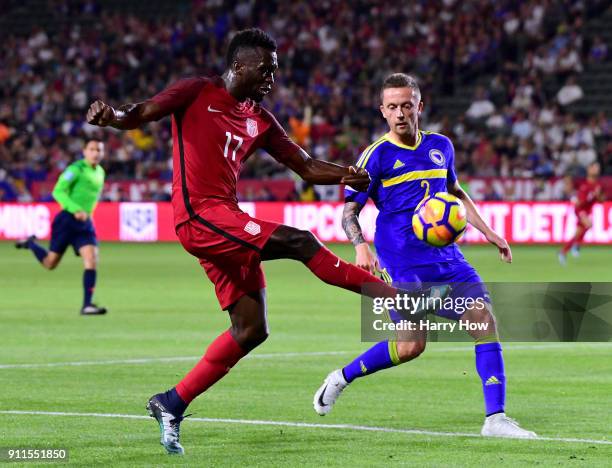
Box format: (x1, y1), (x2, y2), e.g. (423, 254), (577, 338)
(474, 305), (496, 326)
(291, 229), (320, 258)
(396, 340), (426, 362)
(232, 323), (269, 350)
(483, 312), (497, 335)
(465, 305), (497, 337)
(44, 257), (59, 270)
(282, 229), (321, 261)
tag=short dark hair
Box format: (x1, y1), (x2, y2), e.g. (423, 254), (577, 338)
(226, 28), (277, 66)
(381, 73), (420, 100)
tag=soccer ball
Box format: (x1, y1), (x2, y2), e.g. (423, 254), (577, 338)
(412, 192), (467, 247)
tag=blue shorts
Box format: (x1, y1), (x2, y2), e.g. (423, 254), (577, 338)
(49, 210), (97, 256)
(383, 259), (490, 321)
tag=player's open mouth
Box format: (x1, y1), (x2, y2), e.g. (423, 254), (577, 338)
(260, 86), (272, 94)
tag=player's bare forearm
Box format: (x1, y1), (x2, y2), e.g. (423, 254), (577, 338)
(303, 159), (362, 185)
(109, 103), (148, 130)
(280, 149), (370, 192)
(342, 201), (366, 246)
(302, 158), (348, 183)
(448, 182), (492, 236)
(86, 100), (167, 130)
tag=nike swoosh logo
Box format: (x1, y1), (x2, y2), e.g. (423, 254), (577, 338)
(207, 105), (222, 113)
(318, 384), (329, 407)
(334, 259), (340, 267)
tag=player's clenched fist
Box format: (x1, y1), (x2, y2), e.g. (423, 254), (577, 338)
(341, 166), (370, 192)
(86, 100), (116, 127)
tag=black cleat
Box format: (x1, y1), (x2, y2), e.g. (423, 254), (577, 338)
(80, 304), (107, 315)
(146, 394), (185, 455)
(15, 235), (36, 249)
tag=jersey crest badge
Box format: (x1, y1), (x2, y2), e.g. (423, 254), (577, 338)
(246, 118), (258, 137)
(429, 149), (445, 166)
(244, 220), (261, 235)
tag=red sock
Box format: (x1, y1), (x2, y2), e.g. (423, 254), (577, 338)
(305, 246), (396, 298)
(176, 330), (247, 403)
(561, 238), (574, 254)
(562, 227), (588, 254)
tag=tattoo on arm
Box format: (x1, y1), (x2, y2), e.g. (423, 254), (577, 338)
(342, 201), (366, 246)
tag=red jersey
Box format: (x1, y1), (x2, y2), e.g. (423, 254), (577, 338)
(150, 76), (300, 227)
(575, 179), (602, 214)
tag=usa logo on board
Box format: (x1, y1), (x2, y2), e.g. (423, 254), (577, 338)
(246, 118), (258, 137)
(119, 203), (158, 241)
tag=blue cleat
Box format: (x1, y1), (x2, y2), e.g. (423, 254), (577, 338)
(558, 252), (567, 266)
(15, 235), (36, 249)
(146, 394), (186, 455)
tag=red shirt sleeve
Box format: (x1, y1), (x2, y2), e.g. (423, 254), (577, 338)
(149, 77), (208, 116)
(261, 110), (301, 161)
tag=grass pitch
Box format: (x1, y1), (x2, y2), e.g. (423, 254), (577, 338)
(1, 242), (611, 466)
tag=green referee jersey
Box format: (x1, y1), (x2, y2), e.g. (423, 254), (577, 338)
(51, 159), (105, 215)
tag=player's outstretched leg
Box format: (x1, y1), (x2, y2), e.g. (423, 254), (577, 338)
(314, 330), (426, 415)
(262, 225), (395, 296)
(147, 289), (267, 455)
(261, 226), (447, 304)
(15, 235), (60, 269)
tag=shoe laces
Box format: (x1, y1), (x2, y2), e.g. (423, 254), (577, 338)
(332, 383), (345, 398)
(498, 414), (520, 427)
(330, 377), (346, 396)
(170, 413), (191, 437)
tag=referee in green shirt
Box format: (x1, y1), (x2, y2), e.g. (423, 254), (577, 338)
(16, 140), (107, 315)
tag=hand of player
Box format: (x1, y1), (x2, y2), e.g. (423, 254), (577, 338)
(341, 166), (370, 192)
(86, 100), (117, 127)
(74, 211), (89, 221)
(486, 231), (512, 263)
(355, 242), (380, 274)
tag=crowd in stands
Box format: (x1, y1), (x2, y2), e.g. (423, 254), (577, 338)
(0, 0), (610, 202)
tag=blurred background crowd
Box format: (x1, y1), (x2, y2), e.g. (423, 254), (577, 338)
(0, 0), (611, 202)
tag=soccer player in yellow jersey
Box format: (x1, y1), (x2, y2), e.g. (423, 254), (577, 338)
(314, 74), (536, 439)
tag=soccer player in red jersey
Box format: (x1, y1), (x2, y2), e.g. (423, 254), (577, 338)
(86, 29), (439, 454)
(559, 162), (605, 265)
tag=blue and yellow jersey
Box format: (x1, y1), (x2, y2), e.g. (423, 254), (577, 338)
(345, 130), (465, 268)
